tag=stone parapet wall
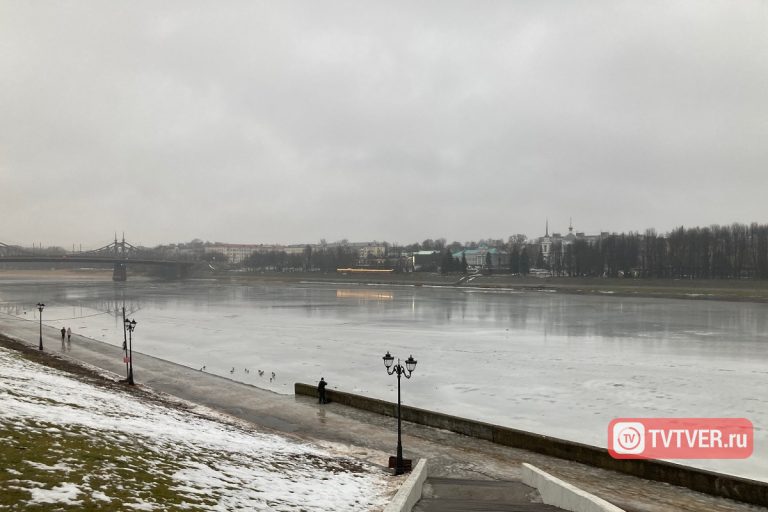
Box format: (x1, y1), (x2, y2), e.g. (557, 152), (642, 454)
(295, 383), (768, 507)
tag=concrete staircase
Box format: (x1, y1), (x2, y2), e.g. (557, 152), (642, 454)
(413, 477), (565, 511)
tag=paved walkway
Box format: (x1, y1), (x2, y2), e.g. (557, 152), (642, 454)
(1, 313), (766, 512)
(415, 478), (563, 511)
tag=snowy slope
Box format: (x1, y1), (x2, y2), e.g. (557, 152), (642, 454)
(0, 346), (389, 510)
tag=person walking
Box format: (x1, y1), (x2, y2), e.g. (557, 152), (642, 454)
(60, 327), (66, 342)
(66, 327), (72, 342)
(317, 377), (328, 404)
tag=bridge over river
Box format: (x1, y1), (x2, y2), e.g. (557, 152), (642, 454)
(0, 237), (193, 281)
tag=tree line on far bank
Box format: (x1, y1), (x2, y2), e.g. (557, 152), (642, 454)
(232, 245), (358, 272)
(198, 222), (768, 280)
(533, 223), (768, 279)
(431, 223), (768, 279)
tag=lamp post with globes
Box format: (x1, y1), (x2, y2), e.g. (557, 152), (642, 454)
(124, 318), (136, 385)
(121, 307), (129, 382)
(36, 303), (45, 351)
(382, 351), (417, 475)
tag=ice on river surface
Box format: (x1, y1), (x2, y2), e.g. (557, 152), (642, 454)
(1, 278), (766, 481)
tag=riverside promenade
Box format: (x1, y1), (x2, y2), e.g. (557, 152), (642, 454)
(0, 313), (764, 512)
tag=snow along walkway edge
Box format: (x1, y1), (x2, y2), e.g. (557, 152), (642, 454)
(521, 463), (625, 512)
(382, 459), (428, 512)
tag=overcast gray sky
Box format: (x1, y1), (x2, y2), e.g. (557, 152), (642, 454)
(1, 1), (766, 249)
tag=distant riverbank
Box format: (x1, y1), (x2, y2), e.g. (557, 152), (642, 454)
(3, 267), (768, 303)
(0, 268), (114, 281)
(211, 271), (768, 303)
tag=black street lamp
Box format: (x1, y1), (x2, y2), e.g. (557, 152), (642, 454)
(383, 351), (417, 475)
(36, 303), (45, 351)
(124, 318), (136, 385)
(121, 307), (129, 382)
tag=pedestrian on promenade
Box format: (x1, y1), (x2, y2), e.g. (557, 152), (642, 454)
(66, 327), (72, 342)
(60, 327), (66, 342)
(317, 377), (328, 404)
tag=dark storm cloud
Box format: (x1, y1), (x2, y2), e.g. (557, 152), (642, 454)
(1, 1), (766, 248)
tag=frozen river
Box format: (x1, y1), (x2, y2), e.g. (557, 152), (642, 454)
(1, 277), (766, 481)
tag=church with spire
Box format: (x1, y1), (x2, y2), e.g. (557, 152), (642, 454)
(540, 219), (553, 263)
(538, 219), (601, 265)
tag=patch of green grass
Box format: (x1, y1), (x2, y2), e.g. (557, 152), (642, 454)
(0, 420), (217, 511)
(0, 339), (234, 510)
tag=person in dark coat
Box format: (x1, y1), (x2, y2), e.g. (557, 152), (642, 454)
(317, 377), (328, 404)
(60, 327), (66, 341)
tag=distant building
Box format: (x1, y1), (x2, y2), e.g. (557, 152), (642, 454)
(452, 246), (509, 270)
(205, 243), (305, 264)
(412, 250), (440, 271)
(205, 244), (257, 264)
(283, 245), (306, 256)
(540, 220), (553, 263)
(537, 219), (602, 265)
(354, 243), (387, 260)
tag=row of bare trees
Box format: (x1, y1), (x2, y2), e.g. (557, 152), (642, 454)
(243, 246), (358, 272)
(544, 223), (768, 279)
(188, 223), (768, 279)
